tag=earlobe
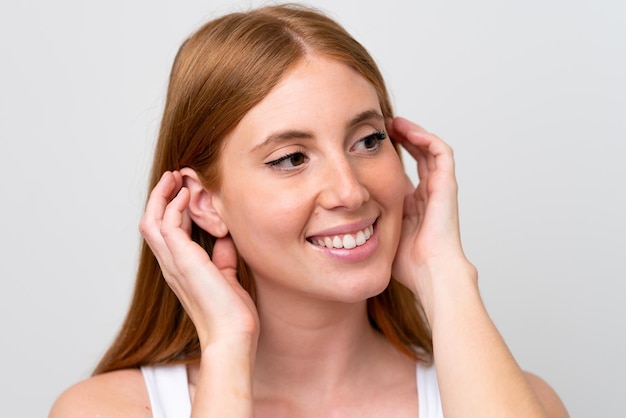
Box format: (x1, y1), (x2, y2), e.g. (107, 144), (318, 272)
(180, 167), (228, 238)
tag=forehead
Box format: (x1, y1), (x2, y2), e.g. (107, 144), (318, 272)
(226, 56), (382, 147)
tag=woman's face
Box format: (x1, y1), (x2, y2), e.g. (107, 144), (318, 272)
(213, 56), (406, 304)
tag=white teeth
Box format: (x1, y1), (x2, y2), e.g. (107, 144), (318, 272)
(310, 224), (374, 250)
(343, 234), (357, 249)
(355, 231), (366, 246)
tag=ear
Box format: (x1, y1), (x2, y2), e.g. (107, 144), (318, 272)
(180, 167), (228, 238)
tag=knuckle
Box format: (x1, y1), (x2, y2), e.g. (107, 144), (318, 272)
(138, 218), (155, 239)
(138, 219), (148, 235)
(159, 222), (178, 241)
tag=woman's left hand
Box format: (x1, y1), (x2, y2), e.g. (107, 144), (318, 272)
(388, 117), (475, 307)
(388, 117), (569, 418)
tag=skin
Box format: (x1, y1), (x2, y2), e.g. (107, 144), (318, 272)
(209, 56), (406, 308)
(49, 55), (569, 417)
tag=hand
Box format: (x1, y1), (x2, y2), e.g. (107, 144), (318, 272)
(388, 118), (475, 300)
(139, 171), (259, 349)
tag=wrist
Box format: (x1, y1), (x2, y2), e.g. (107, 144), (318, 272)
(201, 331), (258, 359)
(193, 337), (256, 417)
(412, 258), (479, 324)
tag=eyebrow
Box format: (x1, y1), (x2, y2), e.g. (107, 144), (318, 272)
(252, 109), (384, 153)
(348, 109), (384, 127)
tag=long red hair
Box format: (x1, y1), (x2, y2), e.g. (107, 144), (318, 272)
(94, 4), (432, 375)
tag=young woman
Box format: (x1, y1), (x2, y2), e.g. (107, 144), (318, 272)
(50, 4), (568, 417)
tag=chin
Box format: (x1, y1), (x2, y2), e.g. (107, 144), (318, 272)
(334, 271), (392, 304)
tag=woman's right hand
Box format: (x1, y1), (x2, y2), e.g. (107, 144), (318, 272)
(139, 171), (259, 350)
(140, 170), (257, 416)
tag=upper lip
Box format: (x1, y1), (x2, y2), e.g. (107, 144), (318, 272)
(306, 216), (378, 239)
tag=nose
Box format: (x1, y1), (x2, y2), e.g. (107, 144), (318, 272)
(318, 156), (370, 210)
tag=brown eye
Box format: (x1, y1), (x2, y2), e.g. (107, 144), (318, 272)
(354, 131), (387, 152)
(289, 152), (305, 166)
(266, 151), (309, 171)
(363, 134), (380, 149)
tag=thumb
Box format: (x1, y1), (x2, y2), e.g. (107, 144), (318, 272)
(212, 235), (238, 279)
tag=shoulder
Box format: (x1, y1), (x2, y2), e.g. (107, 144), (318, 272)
(523, 371), (570, 418)
(49, 368), (151, 418)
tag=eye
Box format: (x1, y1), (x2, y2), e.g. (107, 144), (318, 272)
(353, 130), (387, 152)
(265, 151), (308, 171)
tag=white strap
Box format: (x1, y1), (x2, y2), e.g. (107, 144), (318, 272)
(417, 362), (444, 418)
(141, 361), (440, 417)
(141, 364), (192, 418)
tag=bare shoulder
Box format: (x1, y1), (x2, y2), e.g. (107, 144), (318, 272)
(523, 371), (570, 418)
(49, 368), (151, 418)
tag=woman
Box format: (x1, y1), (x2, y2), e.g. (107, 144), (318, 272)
(50, 4), (568, 417)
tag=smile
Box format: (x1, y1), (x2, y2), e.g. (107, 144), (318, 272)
(307, 224), (374, 249)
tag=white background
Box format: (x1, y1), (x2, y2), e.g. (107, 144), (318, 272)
(1, 0), (624, 416)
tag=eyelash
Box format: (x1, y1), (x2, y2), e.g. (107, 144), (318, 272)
(265, 130), (387, 171)
(265, 148), (308, 170)
(354, 130), (387, 152)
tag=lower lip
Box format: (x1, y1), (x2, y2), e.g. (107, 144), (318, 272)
(309, 229), (379, 263)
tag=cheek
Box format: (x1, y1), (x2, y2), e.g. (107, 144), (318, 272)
(221, 180), (312, 248)
(370, 155), (407, 250)
(372, 154), (406, 212)
(220, 184), (314, 281)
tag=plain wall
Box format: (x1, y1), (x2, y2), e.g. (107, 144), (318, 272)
(1, 0), (624, 416)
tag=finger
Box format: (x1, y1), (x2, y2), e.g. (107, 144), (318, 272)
(419, 133), (454, 175)
(160, 188), (224, 281)
(139, 171), (180, 254)
(389, 117), (437, 175)
(212, 235), (239, 283)
(160, 187), (192, 246)
(394, 120), (455, 177)
(388, 117), (428, 139)
(395, 131), (430, 185)
(415, 147), (429, 184)
(142, 172), (181, 226)
(160, 188), (198, 256)
(388, 117), (431, 162)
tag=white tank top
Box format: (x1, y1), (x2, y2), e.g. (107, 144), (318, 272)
(141, 362), (443, 417)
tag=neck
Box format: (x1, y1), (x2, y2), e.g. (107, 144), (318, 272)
(252, 287), (386, 394)
(184, 286), (415, 409)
